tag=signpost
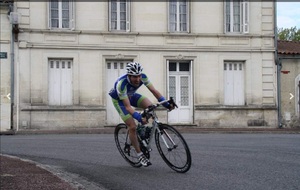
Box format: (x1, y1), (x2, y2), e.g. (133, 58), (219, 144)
(0, 52), (8, 59)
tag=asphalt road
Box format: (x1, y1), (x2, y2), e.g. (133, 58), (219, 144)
(1, 133), (300, 190)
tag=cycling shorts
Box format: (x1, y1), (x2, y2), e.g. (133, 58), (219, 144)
(111, 93), (146, 122)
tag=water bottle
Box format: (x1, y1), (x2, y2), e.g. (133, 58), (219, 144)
(144, 126), (152, 140)
(136, 124), (145, 139)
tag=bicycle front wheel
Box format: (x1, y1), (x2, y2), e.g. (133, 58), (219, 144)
(114, 123), (142, 168)
(155, 124), (192, 173)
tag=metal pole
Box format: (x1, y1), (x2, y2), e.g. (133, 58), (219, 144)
(277, 60), (282, 128)
(9, 3), (15, 130)
(274, 1), (282, 128)
(10, 26), (15, 130)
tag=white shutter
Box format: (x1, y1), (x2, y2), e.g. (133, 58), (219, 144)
(126, 0), (130, 32)
(186, 1), (190, 33)
(242, 0), (249, 33)
(224, 62), (244, 105)
(168, 2), (171, 32)
(70, 0), (75, 30)
(49, 60), (73, 105)
(224, 63), (234, 105)
(223, 0), (227, 33)
(108, 0), (112, 31)
(106, 61), (128, 124)
(233, 63), (244, 105)
(60, 61), (73, 105)
(49, 61), (62, 105)
(48, 2), (51, 29)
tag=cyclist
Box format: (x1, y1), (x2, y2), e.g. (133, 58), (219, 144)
(109, 62), (173, 167)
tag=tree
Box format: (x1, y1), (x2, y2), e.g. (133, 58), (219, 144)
(277, 26), (300, 41)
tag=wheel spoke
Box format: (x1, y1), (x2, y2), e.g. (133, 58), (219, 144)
(155, 124), (191, 173)
(114, 124), (142, 167)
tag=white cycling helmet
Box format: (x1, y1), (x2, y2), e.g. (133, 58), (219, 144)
(126, 62), (143, 76)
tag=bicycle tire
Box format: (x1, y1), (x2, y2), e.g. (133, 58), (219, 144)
(114, 123), (142, 168)
(155, 124), (192, 173)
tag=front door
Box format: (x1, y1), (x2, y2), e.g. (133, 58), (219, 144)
(106, 61), (127, 125)
(168, 61), (193, 124)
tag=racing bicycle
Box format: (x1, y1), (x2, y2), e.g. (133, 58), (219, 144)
(114, 98), (192, 173)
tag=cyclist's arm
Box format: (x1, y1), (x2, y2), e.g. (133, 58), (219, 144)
(147, 84), (163, 100)
(147, 84), (174, 110)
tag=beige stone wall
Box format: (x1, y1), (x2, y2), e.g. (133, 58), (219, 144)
(0, 7), (12, 131)
(280, 58), (300, 128)
(12, 1), (277, 129)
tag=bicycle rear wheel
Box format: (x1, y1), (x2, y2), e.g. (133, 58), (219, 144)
(114, 123), (142, 167)
(155, 124), (192, 173)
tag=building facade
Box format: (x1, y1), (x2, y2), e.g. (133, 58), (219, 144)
(278, 40), (300, 128)
(2, 0), (278, 131)
(0, 1), (13, 132)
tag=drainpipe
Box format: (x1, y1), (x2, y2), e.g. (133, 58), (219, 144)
(7, 2), (15, 130)
(274, 1), (282, 128)
(8, 2), (19, 131)
(277, 58), (282, 128)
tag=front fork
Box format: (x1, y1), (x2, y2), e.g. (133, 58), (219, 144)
(158, 124), (177, 151)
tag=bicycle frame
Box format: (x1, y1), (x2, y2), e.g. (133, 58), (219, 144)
(138, 104), (177, 153)
(115, 97), (191, 173)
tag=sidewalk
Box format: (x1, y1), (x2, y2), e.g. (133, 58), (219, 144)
(2, 126), (300, 135)
(0, 155), (77, 190)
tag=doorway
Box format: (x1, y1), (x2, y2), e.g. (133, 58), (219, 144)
(106, 61), (127, 125)
(167, 61), (193, 124)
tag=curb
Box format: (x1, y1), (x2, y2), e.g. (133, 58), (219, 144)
(1, 127), (300, 135)
(0, 154), (78, 190)
(0, 154), (106, 190)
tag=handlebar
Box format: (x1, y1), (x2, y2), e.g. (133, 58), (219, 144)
(141, 97), (178, 118)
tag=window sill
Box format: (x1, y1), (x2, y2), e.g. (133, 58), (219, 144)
(21, 105), (106, 111)
(195, 105), (277, 110)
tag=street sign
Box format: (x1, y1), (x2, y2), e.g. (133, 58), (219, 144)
(0, 52), (7, 59)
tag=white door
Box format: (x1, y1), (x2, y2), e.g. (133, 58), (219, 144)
(48, 60), (73, 105)
(106, 61), (127, 125)
(224, 62), (244, 105)
(168, 61), (193, 124)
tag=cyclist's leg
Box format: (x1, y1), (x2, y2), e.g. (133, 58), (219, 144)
(129, 94), (153, 166)
(112, 98), (142, 154)
(125, 118), (142, 153)
(130, 93), (152, 109)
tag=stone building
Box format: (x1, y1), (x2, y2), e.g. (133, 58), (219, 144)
(0, 1), (13, 132)
(277, 40), (300, 128)
(0, 1), (278, 131)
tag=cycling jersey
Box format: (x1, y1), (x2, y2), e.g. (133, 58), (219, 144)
(109, 73), (152, 101)
(109, 73), (152, 122)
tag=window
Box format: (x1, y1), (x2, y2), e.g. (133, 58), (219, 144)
(168, 62), (190, 106)
(109, 0), (130, 32)
(169, 0), (189, 32)
(49, 0), (75, 29)
(224, 0), (249, 33)
(48, 59), (73, 105)
(224, 61), (245, 105)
